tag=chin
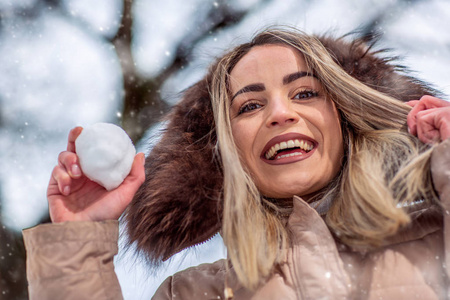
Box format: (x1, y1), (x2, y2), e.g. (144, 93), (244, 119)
(259, 177), (329, 200)
(261, 186), (314, 200)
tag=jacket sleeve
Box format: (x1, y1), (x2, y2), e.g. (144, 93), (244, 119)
(23, 220), (123, 300)
(151, 276), (172, 300)
(431, 139), (450, 282)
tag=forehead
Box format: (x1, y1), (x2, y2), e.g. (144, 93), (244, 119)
(229, 45), (308, 89)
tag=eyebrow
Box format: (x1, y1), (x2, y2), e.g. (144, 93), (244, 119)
(231, 71), (315, 101)
(283, 71), (315, 85)
(231, 83), (265, 101)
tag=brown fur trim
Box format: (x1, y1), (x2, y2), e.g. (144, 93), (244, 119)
(319, 34), (438, 100)
(125, 75), (224, 264)
(125, 34), (437, 264)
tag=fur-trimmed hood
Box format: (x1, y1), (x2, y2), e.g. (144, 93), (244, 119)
(124, 33), (437, 265)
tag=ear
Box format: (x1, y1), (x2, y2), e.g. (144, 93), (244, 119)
(124, 75), (223, 264)
(318, 34), (440, 101)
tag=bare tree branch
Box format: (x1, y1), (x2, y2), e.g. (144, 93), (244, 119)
(112, 0), (268, 143)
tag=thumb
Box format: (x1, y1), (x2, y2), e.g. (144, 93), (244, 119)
(113, 153), (146, 214)
(127, 152), (146, 189)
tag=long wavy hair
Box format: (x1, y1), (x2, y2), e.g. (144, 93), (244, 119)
(209, 28), (438, 289)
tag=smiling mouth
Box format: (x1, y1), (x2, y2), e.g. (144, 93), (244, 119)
(264, 139), (314, 160)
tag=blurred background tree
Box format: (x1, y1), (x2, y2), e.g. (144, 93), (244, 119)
(0, 0), (449, 299)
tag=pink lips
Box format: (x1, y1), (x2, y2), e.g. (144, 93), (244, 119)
(261, 132), (317, 165)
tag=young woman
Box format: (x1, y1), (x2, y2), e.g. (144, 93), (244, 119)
(24, 28), (450, 299)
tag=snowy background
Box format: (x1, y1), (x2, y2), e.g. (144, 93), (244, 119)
(0, 0), (449, 299)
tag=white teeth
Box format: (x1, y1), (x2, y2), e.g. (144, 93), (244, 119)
(276, 152), (303, 160)
(265, 139), (314, 160)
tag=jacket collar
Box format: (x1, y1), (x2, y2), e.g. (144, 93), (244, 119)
(291, 195), (442, 252)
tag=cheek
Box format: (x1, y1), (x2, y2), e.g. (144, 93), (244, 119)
(231, 121), (255, 160)
(231, 123), (245, 150)
(327, 112), (344, 172)
(231, 120), (264, 176)
(331, 133), (344, 171)
(315, 102), (344, 169)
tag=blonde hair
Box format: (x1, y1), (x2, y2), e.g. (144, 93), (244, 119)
(209, 28), (438, 289)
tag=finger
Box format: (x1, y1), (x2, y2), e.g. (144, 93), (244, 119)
(110, 153), (146, 218)
(407, 102), (424, 136)
(406, 97), (449, 136)
(58, 151), (82, 178)
(430, 108), (450, 141)
(67, 127), (83, 153)
(51, 165), (72, 196)
(416, 120), (439, 144)
(119, 153), (146, 195)
(439, 118), (450, 141)
(419, 95), (450, 109)
(124, 153), (146, 189)
(415, 107), (450, 143)
(415, 108), (445, 144)
(405, 100), (419, 107)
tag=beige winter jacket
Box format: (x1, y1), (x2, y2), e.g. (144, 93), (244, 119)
(23, 140), (450, 300)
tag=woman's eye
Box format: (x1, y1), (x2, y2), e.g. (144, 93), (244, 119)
(293, 90), (319, 100)
(238, 102), (262, 114)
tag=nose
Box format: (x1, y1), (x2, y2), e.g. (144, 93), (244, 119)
(265, 97), (299, 127)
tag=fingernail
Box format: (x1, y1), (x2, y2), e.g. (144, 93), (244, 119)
(63, 186), (70, 195)
(71, 164), (81, 177)
(140, 153), (146, 166)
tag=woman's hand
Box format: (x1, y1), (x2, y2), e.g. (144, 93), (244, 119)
(47, 127), (146, 223)
(406, 95), (450, 144)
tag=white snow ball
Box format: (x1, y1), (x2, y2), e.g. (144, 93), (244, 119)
(75, 123), (136, 191)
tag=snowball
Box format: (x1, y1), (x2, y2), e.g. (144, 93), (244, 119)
(75, 123), (136, 191)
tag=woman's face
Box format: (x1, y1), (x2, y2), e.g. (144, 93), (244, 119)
(229, 44), (344, 199)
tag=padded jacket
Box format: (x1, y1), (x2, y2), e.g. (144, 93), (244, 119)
(23, 140), (450, 300)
